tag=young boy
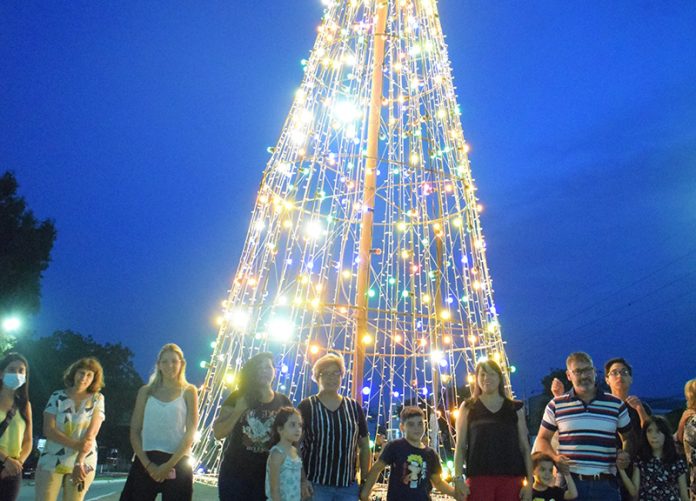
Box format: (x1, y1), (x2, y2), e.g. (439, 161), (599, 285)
(360, 406), (457, 501)
(531, 452), (578, 500)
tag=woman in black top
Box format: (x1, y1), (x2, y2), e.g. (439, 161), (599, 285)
(298, 353), (370, 501)
(213, 352), (291, 501)
(453, 360), (533, 501)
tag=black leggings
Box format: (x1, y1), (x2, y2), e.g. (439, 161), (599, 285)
(0, 472), (20, 501)
(119, 450), (193, 501)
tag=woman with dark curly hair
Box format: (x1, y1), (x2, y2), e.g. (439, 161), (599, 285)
(35, 357), (105, 501)
(0, 353), (32, 501)
(214, 352), (291, 500)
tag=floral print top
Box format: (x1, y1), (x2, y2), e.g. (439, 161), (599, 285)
(684, 414), (696, 501)
(38, 390), (105, 473)
(636, 455), (687, 501)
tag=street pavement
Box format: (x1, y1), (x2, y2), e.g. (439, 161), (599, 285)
(18, 477), (219, 500)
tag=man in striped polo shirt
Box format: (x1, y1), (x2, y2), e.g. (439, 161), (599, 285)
(535, 352), (634, 500)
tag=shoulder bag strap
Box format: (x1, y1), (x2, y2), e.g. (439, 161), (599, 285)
(0, 404), (17, 439)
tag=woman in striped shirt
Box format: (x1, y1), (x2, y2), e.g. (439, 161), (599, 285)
(298, 353), (370, 501)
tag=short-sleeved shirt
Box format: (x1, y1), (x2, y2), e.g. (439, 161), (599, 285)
(38, 390), (105, 473)
(466, 398), (526, 477)
(636, 456), (687, 501)
(532, 486), (566, 501)
(379, 438), (442, 501)
(541, 389), (630, 475)
(219, 391), (291, 481)
(298, 395), (368, 487)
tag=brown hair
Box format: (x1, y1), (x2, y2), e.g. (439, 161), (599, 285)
(400, 405), (424, 423)
(531, 451), (555, 469)
(63, 357), (105, 393)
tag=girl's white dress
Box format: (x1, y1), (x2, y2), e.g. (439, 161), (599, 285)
(265, 444), (302, 501)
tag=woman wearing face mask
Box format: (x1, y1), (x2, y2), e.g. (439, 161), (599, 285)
(34, 357), (105, 501)
(0, 353), (33, 501)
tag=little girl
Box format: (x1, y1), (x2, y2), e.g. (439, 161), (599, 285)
(265, 406), (303, 501)
(618, 415), (689, 501)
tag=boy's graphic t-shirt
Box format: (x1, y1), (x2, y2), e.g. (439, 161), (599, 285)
(532, 486), (566, 501)
(379, 438), (442, 501)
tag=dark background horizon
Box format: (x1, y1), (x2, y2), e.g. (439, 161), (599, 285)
(2, 1), (695, 399)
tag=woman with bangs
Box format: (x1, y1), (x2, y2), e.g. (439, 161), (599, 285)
(120, 343), (198, 501)
(453, 360), (533, 501)
(35, 357), (105, 501)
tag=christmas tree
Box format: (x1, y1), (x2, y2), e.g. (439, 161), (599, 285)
(193, 0), (512, 481)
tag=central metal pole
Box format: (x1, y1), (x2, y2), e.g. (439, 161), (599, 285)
(353, 1), (388, 401)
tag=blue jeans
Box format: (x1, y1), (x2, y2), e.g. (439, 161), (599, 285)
(311, 483), (359, 501)
(573, 475), (620, 501)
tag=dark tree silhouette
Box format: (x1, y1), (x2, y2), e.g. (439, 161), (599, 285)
(0, 171), (56, 318)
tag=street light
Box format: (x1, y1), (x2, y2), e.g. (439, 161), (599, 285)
(1, 315), (22, 334)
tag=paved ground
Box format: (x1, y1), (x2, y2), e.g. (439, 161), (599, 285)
(18, 477), (219, 500)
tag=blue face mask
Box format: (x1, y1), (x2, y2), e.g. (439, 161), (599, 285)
(2, 372), (26, 390)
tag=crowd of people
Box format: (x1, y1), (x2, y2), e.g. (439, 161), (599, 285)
(0, 348), (695, 501)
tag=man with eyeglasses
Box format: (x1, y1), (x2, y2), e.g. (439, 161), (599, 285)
(604, 358), (651, 433)
(535, 352), (633, 500)
(604, 357), (652, 501)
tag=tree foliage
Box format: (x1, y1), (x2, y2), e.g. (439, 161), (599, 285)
(0, 171), (56, 317)
(8, 330), (144, 461)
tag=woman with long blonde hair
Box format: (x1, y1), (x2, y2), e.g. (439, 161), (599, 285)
(120, 344), (198, 501)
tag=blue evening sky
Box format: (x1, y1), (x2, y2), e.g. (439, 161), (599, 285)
(2, 1), (695, 398)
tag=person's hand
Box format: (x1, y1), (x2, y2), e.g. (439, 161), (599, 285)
(301, 479), (313, 500)
(554, 454), (571, 471)
(556, 459), (570, 475)
(1, 457), (22, 477)
(616, 450), (631, 470)
(146, 463), (170, 483)
(551, 378), (565, 398)
(454, 477), (469, 499)
(72, 463), (87, 484)
(154, 463), (175, 483)
(625, 396), (643, 412)
(519, 483), (533, 501)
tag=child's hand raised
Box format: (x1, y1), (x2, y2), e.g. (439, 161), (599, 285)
(616, 450), (631, 470)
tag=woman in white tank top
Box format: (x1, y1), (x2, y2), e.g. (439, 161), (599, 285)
(120, 344), (199, 501)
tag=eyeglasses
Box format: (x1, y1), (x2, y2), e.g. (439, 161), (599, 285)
(569, 367), (595, 376)
(607, 369), (631, 377)
(319, 371), (342, 379)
